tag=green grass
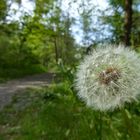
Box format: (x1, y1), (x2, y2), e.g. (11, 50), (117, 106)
(0, 85), (140, 140)
(0, 64), (47, 82)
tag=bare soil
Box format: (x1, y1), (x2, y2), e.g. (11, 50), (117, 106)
(0, 73), (55, 109)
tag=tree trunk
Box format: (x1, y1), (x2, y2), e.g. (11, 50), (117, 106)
(124, 0), (133, 47)
(54, 38), (58, 63)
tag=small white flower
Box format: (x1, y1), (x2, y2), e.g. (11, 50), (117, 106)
(74, 53), (82, 59)
(75, 45), (140, 111)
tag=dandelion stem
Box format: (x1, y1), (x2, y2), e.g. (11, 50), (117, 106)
(99, 112), (103, 140)
(122, 108), (137, 139)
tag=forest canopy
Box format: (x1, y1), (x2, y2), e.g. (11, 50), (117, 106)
(0, 0), (140, 79)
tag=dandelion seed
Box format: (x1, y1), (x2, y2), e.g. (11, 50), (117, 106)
(75, 45), (140, 111)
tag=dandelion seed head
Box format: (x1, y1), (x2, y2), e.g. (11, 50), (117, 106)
(75, 45), (140, 111)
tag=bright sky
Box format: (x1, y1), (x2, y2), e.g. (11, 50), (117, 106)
(7, 0), (34, 20)
(61, 0), (109, 45)
(8, 0), (109, 45)
(8, 0), (108, 18)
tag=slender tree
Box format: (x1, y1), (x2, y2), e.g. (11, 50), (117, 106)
(124, 0), (133, 47)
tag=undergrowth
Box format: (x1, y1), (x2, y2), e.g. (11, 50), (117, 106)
(0, 84), (140, 140)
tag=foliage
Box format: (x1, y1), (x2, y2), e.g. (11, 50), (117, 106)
(0, 0), (140, 81)
(102, 0), (140, 47)
(0, 0), (7, 21)
(0, 0), (81, 80)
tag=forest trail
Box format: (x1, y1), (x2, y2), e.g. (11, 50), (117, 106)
(0, 73), (55, 109)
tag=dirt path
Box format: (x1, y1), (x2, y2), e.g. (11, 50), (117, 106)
(0, 73), (55, 109)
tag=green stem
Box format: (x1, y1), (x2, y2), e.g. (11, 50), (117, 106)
(122, 109), (135, 139)
(99, 112), (103, 140)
